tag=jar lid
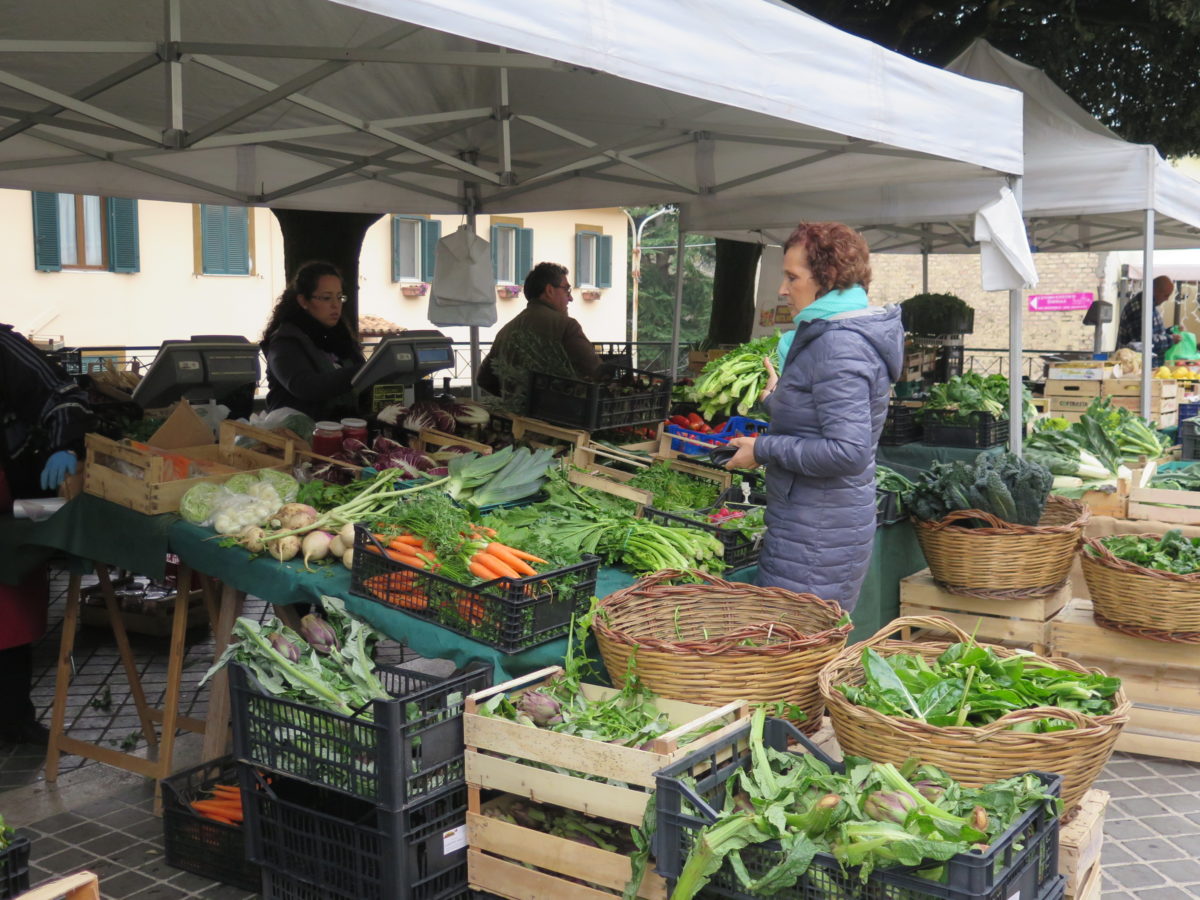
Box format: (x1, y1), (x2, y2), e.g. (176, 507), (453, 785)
(314, 420), (343, 431)
(340, 417), (368, 428)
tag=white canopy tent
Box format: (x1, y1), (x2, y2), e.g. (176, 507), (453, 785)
(685, 39), (1200, 425)
(0, 0), (1024, 376)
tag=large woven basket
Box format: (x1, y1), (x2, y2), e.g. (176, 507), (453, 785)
(1081, 534), (1200, 643)
(819, 615), (1129, 816)
(913, 495), (1089, 599)
(593, 570), (851, 734)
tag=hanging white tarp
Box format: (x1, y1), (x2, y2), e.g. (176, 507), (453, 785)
(0, 0), (1024, 213)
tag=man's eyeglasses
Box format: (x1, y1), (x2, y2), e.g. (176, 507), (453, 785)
(556, 283), (573, 292)
(312, 293), (348, 303)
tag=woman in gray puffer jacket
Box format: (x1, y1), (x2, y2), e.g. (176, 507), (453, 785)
(725, 223), (903, 611)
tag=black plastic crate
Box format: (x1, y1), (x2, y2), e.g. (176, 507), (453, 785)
(0, 836), (30, 900)
(655, 717), (1061, 900)
(923, 410), (1009, 449)
(1182, 418), (1200, 461)
(876, 489), (907, 526)
(351, 526), (600, 653)
(937, 344), (965, 382)
(242, 768), (468, 900)
(161, 756), (261, 893)
(641, 503), (764, 569)
(527, 365), (672, 430)
(230, 661), (490, 811)
(881, 402), (922, 446)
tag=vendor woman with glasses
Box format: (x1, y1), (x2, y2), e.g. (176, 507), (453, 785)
(261, 260), (365, 423)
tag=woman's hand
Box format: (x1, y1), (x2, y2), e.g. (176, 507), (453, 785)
(725, 435), (759, 470)
(760, 355), (779, 400)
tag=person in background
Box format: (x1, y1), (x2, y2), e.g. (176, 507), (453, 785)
(262, 260), (365, 423)
(724, 223), (903, 612)
(477, 262), (603, 413)
(0, 323), (93, 746)
(1117, 274), (1177, 366)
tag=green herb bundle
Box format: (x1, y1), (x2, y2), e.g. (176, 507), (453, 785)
(837, 640), (1121, 730)
(670, 708), (1059, 898)
(628, 461), (723, 512)
(691, 333), (781, 420)
(918, 373), (1035, 425)
(1094, 529), (1200, 574)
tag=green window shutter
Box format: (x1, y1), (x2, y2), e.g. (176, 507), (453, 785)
(31, 191), (61, 272)
(106, 197), (140, 273)
(421, 219), (441, 281)
(516, 227), (533, 283)
(597, 234), (613, 288)
(391, 215), (402, 282)
(226, 206), (249, 274)
(201, 205), (248, 275)
(490, 225), (501, 280)
(575, 232), (586, 283)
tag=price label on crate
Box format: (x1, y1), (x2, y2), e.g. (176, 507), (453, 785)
(442, 824), (467, 854)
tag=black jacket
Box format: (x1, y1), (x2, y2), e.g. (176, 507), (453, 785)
(264, 320), (364, 422)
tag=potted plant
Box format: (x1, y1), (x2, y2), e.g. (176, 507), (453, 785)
(400, 282), (428, 298)
(497, 284), (522, 299)
(900, 292), (974, 336)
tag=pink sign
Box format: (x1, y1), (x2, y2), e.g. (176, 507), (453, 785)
(1028, 292), (1094, 312)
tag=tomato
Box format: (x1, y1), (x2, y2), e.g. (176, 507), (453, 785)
(668, 415), (692, 428)
(686, 412), (706, 429)
(711, 420), (728, 434)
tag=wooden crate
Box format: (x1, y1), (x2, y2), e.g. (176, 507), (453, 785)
(410, 427), (493, 456)
(84, 420), (293, 515)
(1051, 598), (1200, 763)
(1127, 484), (1200, 524)
(898, 569), (1070, 655)
(1108, 395), (1177, 414)
(1060, 789), (1107, 899)
(510, 415), (590, 456)
(1101, 377), (1179, 399)
(1047, 363), (1120, 381)
(1045, 379), (1103, 398)
(1079, 480), (1128, 519)
(465, 667), (747, 899)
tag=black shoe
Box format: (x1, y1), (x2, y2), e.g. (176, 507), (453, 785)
(0, 719), (50, 747)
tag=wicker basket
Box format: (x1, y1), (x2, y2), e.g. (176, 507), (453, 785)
(913, 494), (1089, 599)
(818, 615), (1129, 816)
(593, 570), (851, 735)
(1081, 534), (1200, 643)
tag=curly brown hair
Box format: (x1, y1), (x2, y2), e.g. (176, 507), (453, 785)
(783, 222), (871, 295)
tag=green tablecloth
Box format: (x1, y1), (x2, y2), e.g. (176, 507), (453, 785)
(876, 442), (1001, 472)
(0, 493), (170, 585)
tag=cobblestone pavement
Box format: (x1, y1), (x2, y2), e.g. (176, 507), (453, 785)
(0, 567), (1197, 898)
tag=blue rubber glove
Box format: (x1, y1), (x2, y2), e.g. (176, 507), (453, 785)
(40, 450), (78, 491)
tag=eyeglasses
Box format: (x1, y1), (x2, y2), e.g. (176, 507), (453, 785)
(311, 293), (348, 303)
(556, 283), (573, 292)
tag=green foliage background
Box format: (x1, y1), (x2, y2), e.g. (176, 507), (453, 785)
(625, 207), (714, 345)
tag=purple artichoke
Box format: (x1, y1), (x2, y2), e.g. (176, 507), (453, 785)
(300, 614), (339, 654)
(863, 790), (918, 825)
(913, 780), (946, 804)
(268, 632), (301, 662)
(516, 690), (563, 727)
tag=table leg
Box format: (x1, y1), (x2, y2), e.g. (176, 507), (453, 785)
(200, 581), (244, 761)
(44, 573), (82, 782)
(273, 603), (304, 632)
(199, 574), (220, 633)
(95, 564), (159, 749)
(152, 565), (192, 784)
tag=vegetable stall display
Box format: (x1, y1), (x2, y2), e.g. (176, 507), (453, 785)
(819, 617), (1129, 816)
(689, 334), (781, 421)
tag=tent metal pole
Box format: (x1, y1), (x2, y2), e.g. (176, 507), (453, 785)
(462, 153), (482, 400)
(1141, 208), (1155, 418)
(921, 227), (930, 293)
(669, 226), (685, 378)
(1008, 176), (1024, 454)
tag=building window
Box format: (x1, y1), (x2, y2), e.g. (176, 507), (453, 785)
(490, 224), (533, 284)
(392, 215), (440, 282)
(198, 205), (251, 275)
(31, 191), (139, 273)
(575, 230), (613, 288)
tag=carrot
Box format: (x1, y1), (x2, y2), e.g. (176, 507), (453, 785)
(385, 547), (428, 568)
(473, 525), (498, 537)
(469, 560), (499, 581)
(485, 543), (536, 576)
(389, 534), (426, 548)
(494, 544), (548, 564)
(198, 811), (239, 825)
(474, 552), (520, 579)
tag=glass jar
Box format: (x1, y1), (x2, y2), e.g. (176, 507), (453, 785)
(311, 421), (344, 457)
(340, 417), (368, 444)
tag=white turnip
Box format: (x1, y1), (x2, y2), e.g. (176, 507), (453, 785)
(300, 530), (334, 571)
(342, 547), (354, 569)
(271, 503), (319, 531)
(238, 525), (268, 553)
(267, 534), (301, 562)
(329, 534), (347, 558)
(338, 522), (356, 547)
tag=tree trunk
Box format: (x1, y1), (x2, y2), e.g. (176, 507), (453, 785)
(271, 209), (384, 338)
(707, 238), (762, 346)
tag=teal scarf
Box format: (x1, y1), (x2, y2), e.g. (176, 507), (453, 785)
(776, 285), (869, 371)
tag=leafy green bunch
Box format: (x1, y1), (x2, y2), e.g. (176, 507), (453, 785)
(1096, 529), (1200, 574)
(627, 461), (723, 512)
(838, 640), (1121, 730)
(670, 708), (1060, 898)
(919, 373), (1035, 425)
(906, 451), (1053, 525)
(691, 333), (781, 420)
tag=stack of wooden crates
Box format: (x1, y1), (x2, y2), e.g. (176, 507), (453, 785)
(1045, 362), (1178, 428)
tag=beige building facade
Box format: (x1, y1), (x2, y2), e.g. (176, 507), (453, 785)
(0, 188), (629, 361)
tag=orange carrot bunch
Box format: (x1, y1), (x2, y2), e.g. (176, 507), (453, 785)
(191, 782), (243, 825)
(467, 541), (547, 581)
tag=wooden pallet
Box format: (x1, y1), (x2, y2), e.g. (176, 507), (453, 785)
(465, 667), (747, 899)
(898, 569), (1070, 655)
(1051, 598), (1200, 762)
(1060, 789), (1107, 899)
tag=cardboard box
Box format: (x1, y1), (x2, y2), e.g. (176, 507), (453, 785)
(84, 412), (294, 515)
(1047, 362), (1120, 381)
(1045, 379), (1102, 398)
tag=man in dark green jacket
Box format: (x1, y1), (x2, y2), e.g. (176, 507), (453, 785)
(477, 262), (603, 412)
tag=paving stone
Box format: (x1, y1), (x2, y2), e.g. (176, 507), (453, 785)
(1124, 777), (1183, 795)
(1103, 843), (1134, 865)
(1159, 794), (1200, 814)
(1136, 887), (1195, 900)
(1108, 759), (1159, 779)
(196, 882), (255, 899)
(99, 805), (151, 831)
(55, 821), (108, 846)
(31, 811), (86, 834)
(128, 882), (202, 899)
(1120, 837), (1187, 862)
(1106, 818), (1156, 840)
(1093, 778), (1144, 798)
(83, 830), (144, 857)
(38, 845), (102, 873)
(168, 868), (223, 892)
(1114, 795), (1174, 817)
(124, 816), (169, 840)
(1107, 863), (1168, 888)
(1160, 859), (1200, 883)
(1174, 832), (1200, 854)
(1141, 815), (1200, 837)
(99, 867), (158, 897)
